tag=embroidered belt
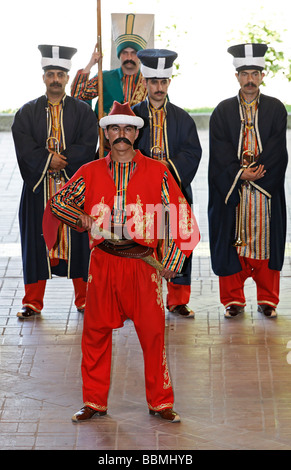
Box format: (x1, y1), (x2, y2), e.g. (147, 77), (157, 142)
(97, 238), (154, 259)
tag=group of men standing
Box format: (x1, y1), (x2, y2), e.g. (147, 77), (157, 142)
(11, 13), (288, 422)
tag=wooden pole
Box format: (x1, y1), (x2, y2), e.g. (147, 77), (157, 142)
(97, 0), (104, 158)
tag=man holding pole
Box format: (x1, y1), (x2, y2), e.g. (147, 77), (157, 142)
(43, 101), (200, 422)
(71, 13), (153, 118)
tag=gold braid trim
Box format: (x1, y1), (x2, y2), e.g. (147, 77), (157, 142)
(84, 402), (108, 411)
(130, 74), (148, 107)
(148, 403), (174, 411)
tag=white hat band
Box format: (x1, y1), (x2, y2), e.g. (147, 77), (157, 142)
(141, 64), (173, 78)
(233, 57), (265, 69)
(41, 57), (72, 70)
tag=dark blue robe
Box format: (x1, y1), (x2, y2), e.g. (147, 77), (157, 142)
(208, 93), (288, 277)
(132, 100), (202, 285)
(12, 95), (98, 284)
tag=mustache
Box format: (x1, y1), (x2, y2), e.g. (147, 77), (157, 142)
(244, 82), (257, 87)
(50, 82), (62, 87)
(122, 60), (137, 66)
(112, 137), (132, 146)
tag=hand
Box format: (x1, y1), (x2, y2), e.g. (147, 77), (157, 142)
(49, 152), (68, 170)
(76, 214), (93, 231)
(160, 267), (177, 280)
(241, 164), (266, 181)
(83, 44), (102, 73)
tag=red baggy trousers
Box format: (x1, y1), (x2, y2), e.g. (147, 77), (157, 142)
(219, 256), (280, 308)
(81, 247), (175, 413)
(166, 283), (191, 308)
(23, 277), (87, 312)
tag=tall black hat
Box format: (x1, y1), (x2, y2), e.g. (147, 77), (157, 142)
(38, 45), (77, 71)
(227, 43), (268, 71)
(137, 49), (178, 78)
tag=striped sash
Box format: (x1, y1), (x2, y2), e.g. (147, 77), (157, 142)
(236, 93), (270, 259)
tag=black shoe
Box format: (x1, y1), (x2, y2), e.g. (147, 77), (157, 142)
(224, 305), (245, 318)
(168, 304), (194, 318)
(258, 304), (277, 318)
(17, 306), (41, 319)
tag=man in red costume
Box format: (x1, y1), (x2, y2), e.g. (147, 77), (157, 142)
(43, 102), (200, 422)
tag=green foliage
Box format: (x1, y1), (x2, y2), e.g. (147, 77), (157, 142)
(0, 109), (18, 114)
(185, 105), (291, 114)
(184, 107), (214, 113)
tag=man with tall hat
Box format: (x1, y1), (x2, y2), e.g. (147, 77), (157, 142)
(43, 101), (200, 422)
(208, 43), (288, 318)
(132, 49), (202, 318)
(12, 45), (98, 318)
(71, 13), (153, 117)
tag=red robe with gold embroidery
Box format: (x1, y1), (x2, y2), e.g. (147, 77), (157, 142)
(42, 150), (199, 412)
(43, 151), (199, 256)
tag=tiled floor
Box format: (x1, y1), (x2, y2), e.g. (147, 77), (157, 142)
(0, 129), (291, 451)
